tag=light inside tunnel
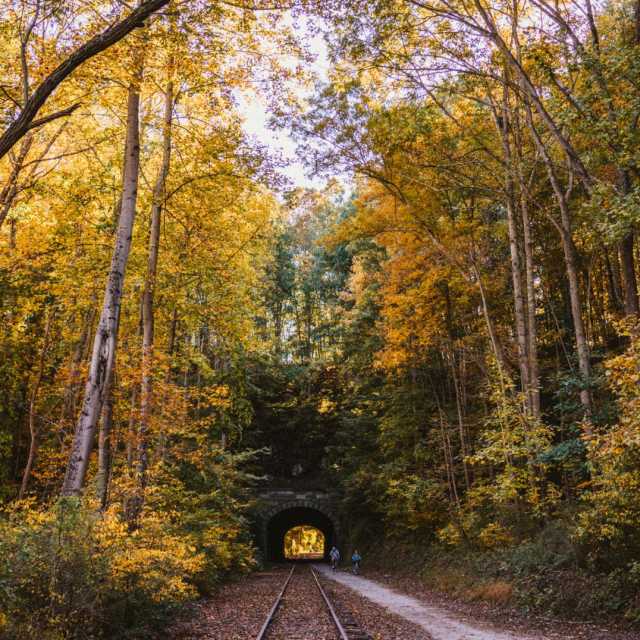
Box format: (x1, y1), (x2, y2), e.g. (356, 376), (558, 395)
(265, 506), (335, 561)
(284, 525), (325, 560)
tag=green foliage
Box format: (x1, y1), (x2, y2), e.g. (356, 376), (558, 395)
(577, 333), (640, 566)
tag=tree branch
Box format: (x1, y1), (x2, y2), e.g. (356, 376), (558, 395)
(0, 0), (171, 160)
(27, 104), (82, 131)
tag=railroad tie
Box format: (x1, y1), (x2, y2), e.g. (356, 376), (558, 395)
(334, 607), (372, 639)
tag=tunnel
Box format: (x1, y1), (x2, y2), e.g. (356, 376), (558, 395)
(266, 506), (337, 562)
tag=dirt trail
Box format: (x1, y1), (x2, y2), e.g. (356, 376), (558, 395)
(315, 564), (542, 640)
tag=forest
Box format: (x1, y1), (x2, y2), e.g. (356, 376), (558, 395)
(1, 0), (640, 638)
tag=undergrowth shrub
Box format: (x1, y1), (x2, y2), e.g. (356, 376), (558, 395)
(576, 337), (640, 569)
(0, 495), (254, 639)
(359, 519), (640, 625)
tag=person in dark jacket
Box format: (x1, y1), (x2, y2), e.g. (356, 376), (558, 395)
(329, 546), (340, 570)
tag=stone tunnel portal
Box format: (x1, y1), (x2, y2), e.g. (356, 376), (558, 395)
(266, 506), (336, 562)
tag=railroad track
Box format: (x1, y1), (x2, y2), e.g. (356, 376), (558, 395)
(256, 565), (371, 640)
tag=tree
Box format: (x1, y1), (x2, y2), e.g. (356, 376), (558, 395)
(62, 47), (144, 496)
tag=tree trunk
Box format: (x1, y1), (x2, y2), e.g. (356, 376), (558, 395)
(126, 385), (138, 471)
(304, 294), (313, 361)
(61, 69), (143, 496)
(61, 302), (97, 426)
(96, 370), (114, 509)
(473, 261), (506, 378)
(18, 308), (54, 499)
(512, 105), (541, 418)
(495, 86), (531, 412)
(442, 283), (471, 490)
(519, 179), (541, 417)
(525, 110), (592, 418)
(131, 75), (174, 522)
(156, 308), (178, 462)
(553, 208), (592, 417)
(619, 231), (639, 317)
(604, 248), (624, 315)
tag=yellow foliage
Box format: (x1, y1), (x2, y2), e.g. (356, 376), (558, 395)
(477, 523), (514, 550)
(465, 580), (513, 604)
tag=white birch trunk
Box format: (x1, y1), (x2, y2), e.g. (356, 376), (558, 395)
(61, 75), (142, 496)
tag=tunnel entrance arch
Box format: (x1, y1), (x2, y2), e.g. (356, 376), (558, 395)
(255, 490), (341, 562)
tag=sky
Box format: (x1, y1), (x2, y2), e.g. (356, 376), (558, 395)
(236, 16), (331, 191)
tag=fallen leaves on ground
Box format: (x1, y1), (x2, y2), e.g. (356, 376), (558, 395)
(168, 567), (289, 640)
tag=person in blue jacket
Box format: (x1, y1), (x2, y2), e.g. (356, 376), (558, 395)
(351, 549), (362, 574)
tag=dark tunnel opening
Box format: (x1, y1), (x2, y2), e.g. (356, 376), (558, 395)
(266, 506), (336, 562)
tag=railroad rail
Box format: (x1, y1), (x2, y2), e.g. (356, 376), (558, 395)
(255, 565), (296, 640)
(255, 564), (371, 640)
